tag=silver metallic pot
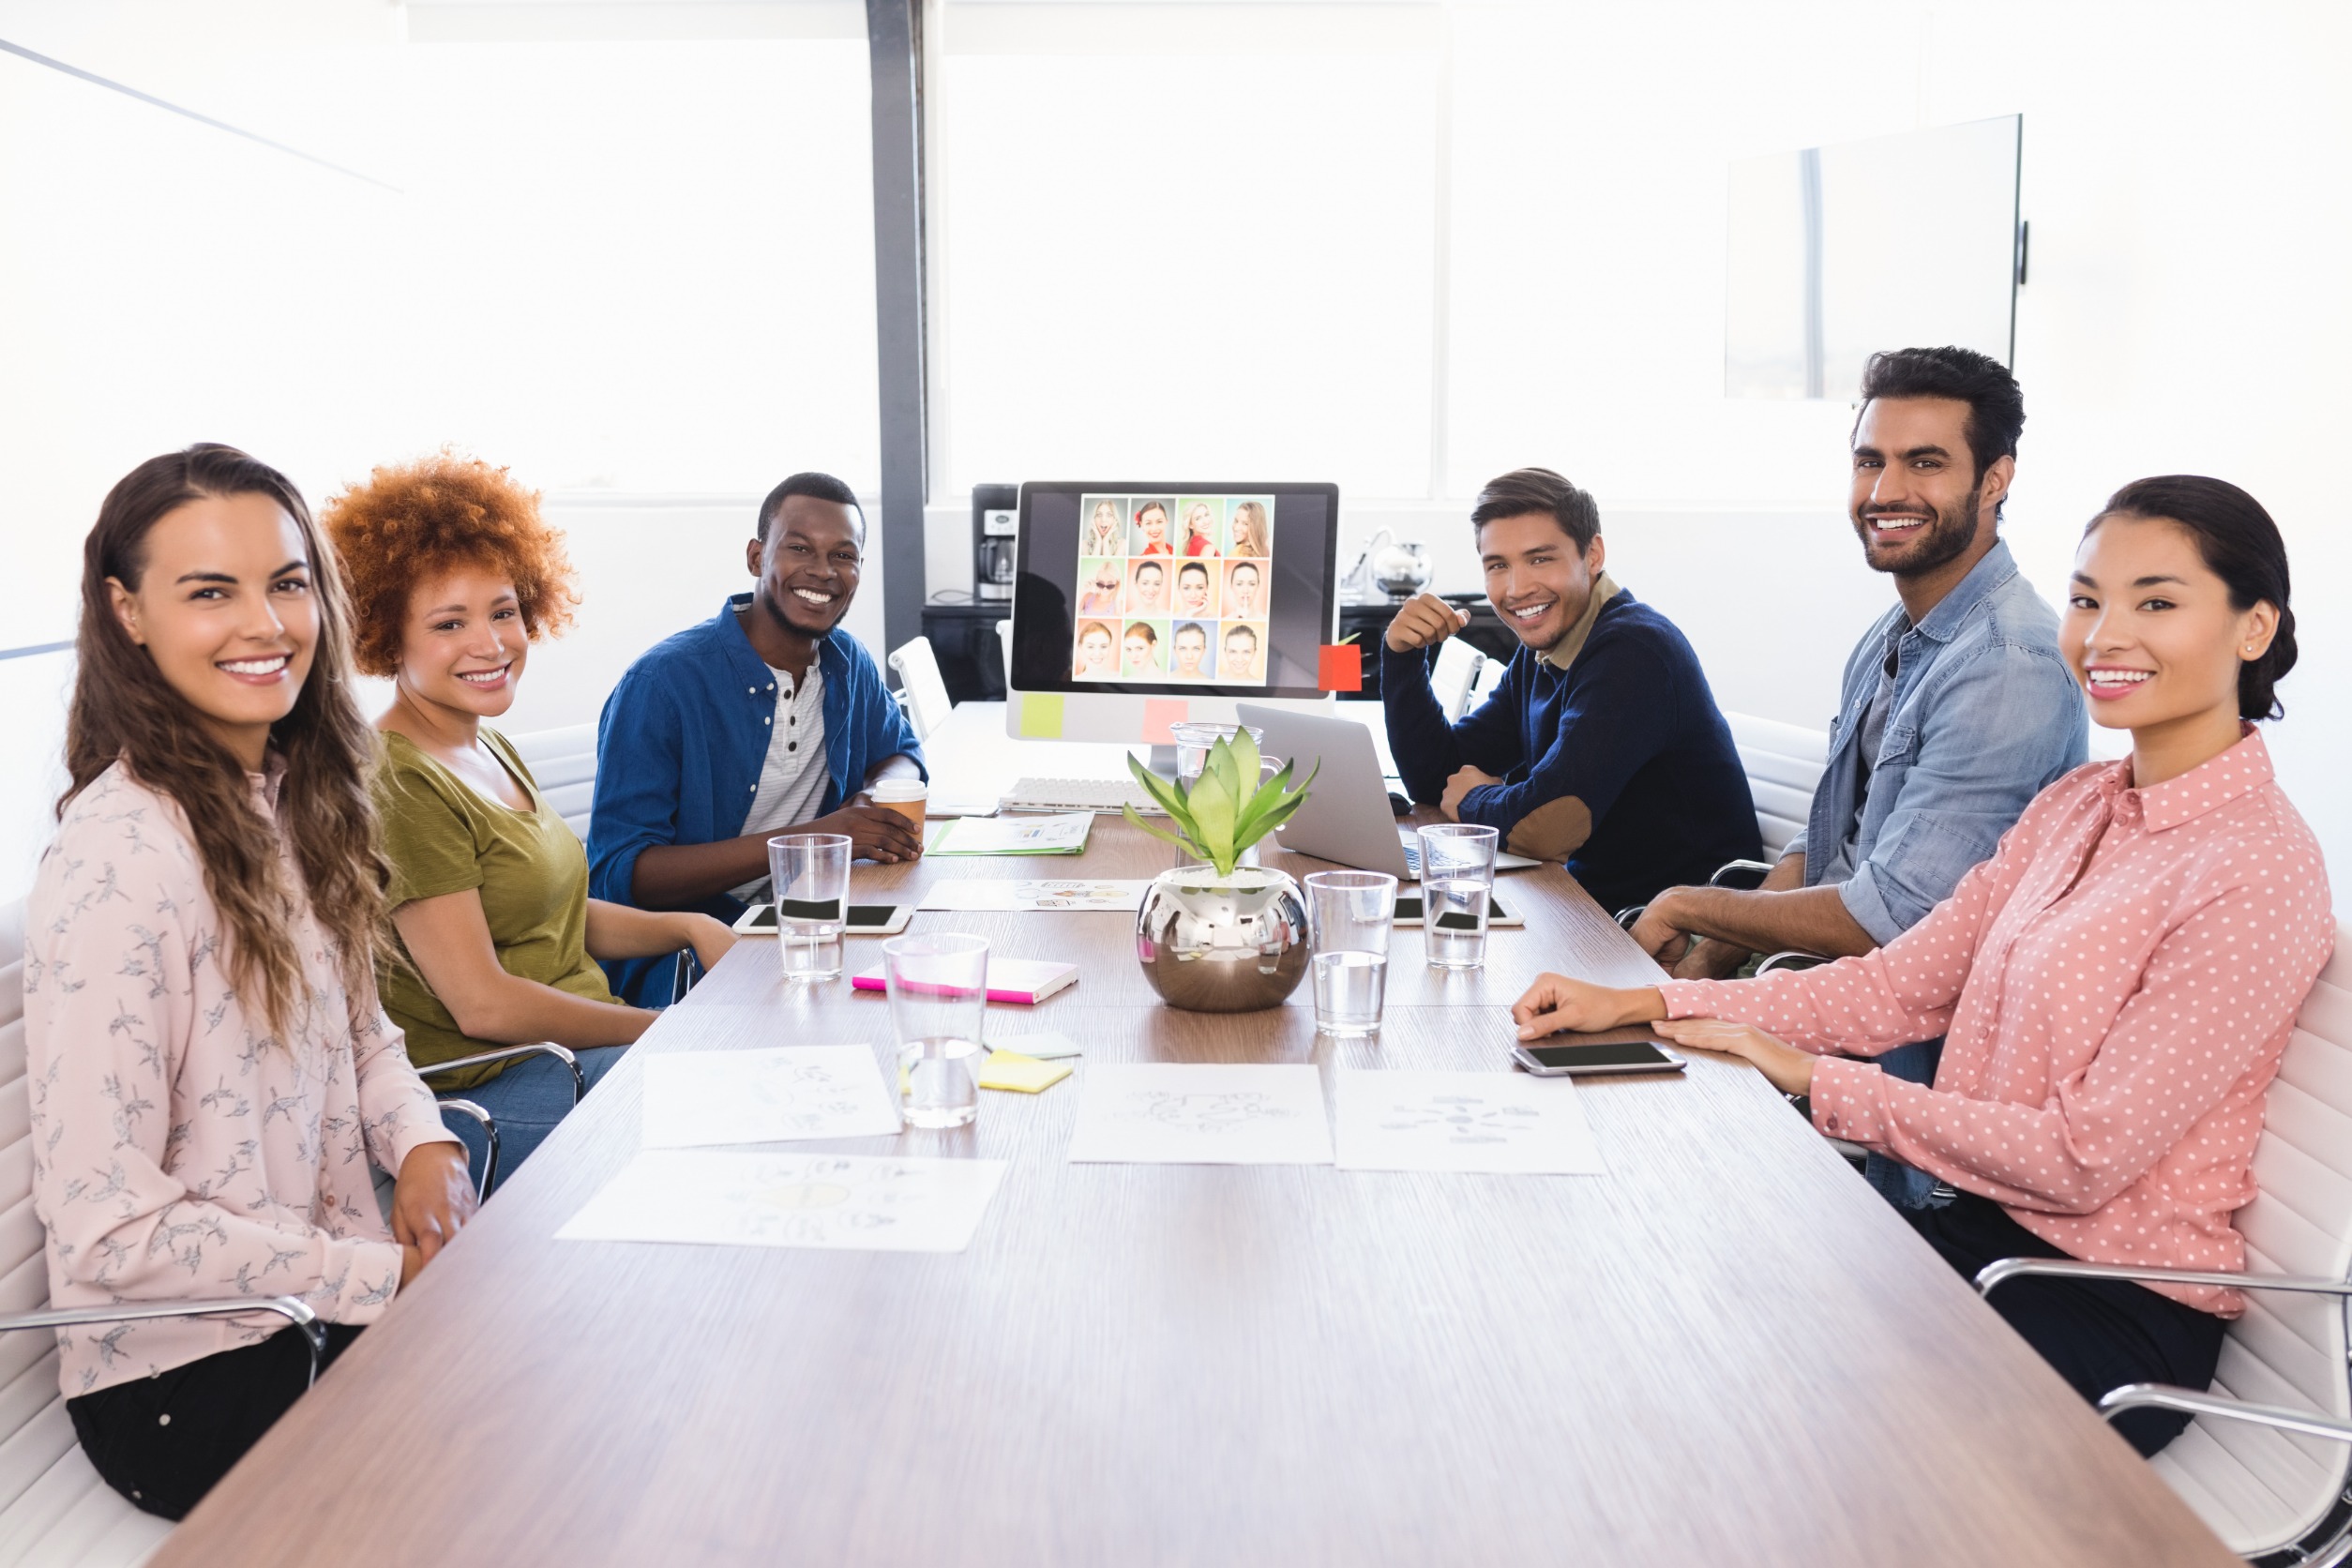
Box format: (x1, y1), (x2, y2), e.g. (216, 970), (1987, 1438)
(1135, 866), (1309, 1013)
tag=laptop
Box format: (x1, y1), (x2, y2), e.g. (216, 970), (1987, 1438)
(1235, 704), (1545, 880)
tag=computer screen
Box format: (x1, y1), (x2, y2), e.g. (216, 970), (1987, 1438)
(1009, 482), (1338, 702)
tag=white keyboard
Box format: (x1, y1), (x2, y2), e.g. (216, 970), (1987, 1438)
(1001, 776), (1169, 816)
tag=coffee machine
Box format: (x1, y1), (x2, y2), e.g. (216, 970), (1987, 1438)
(972, 484), (1018, 602)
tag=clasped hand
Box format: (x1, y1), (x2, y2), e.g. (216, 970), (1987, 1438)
(391, 1141), (477, 1288)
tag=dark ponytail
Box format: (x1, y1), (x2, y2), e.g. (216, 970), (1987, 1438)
(2090, 475), (2296, 721)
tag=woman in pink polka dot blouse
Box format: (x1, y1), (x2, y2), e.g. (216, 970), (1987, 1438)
(1514, 476), (2332, 1455)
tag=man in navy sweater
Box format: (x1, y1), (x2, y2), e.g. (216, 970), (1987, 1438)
(1381, 468), (1758, 916)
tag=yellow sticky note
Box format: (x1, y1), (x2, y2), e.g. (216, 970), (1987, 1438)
(976, 1049), (1074, 1093)
(1018, 691), (1065, 739)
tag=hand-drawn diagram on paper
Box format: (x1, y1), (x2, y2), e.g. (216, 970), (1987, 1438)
(556, 1151), (1008, 1252)
(917, 880), (1151, 913)
(1067, 1063), (1334, 1166)
(641, 1046), (901, 1149)
(1334, 1070), (1605, 1175)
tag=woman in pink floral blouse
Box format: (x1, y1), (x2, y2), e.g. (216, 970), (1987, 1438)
(1514, 476), (2330, 1455)
(26, 446), (475, 1518)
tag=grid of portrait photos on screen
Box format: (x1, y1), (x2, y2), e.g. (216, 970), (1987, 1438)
(1071, 493), (1276, 685)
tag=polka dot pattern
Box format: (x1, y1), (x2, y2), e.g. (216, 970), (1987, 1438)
(1662, 727), (2334, 1315)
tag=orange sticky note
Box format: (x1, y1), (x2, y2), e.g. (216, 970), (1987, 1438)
(1318, 644), (1364, 693)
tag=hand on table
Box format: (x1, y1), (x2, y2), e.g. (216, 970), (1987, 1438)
(391, 1142), (477, 1288)
(807, 804), (924, 864)
(1652, 1018), (1816, 1097)
(1511, 973), (1665, 1039)
(1384, 592), (1471, 654)
(1440, 765), (1500, 822)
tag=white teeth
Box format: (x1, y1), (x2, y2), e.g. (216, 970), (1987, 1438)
(2089, 670), (2152, 686)
(1510, 602), (1552, 622)
(457, 668), (506, 684)
(793, 589), (833, 605)
(219, 657), (287, 675)
(1873, 517), (1927, 530)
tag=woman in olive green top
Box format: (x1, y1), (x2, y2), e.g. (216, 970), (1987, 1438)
(325, 454), (733, 1186)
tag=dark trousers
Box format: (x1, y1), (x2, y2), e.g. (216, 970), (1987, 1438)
(67, 1323), (363, 1519)
(1907, 1194), (2224, 1456)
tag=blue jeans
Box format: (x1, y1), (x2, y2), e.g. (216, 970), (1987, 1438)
(441, 1045), (626, 1195)
(1862, 1037), (1949, 1210)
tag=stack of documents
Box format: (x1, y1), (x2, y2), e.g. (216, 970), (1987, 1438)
(927, 811), (1093, 857)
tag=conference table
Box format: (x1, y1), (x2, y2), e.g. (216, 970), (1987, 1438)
(155, 704), (2232, 1566)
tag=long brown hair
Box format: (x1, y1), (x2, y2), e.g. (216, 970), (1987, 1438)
(64, 445), (386, 1038)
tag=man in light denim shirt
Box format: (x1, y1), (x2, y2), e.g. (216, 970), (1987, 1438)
(1628, 347), (2086, 1207)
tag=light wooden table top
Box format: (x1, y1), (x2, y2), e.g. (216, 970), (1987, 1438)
(153, 810), (2232, 1566)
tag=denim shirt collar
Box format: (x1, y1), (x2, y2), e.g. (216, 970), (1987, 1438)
(717, 591), (844, 687)
(1910, 538), (2021, 647)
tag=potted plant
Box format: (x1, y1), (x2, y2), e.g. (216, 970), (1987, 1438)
(1123, 731), (1319, 1012)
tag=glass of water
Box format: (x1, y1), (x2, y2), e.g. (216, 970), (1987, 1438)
(1304, 869), (1398, 1036)
(881, 933), (989, 1129)
(1416, 823), (1499, 971)
(768, 833), (851, 981)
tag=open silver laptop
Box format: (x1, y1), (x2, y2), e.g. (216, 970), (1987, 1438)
(1236, 703), (1544, 880)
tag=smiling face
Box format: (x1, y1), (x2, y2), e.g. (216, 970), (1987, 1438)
(1087, 563), (1123, 603)
(1123, 626), (1158, 673)
(1177, 565), (1211, 612)
(1132, 563), (1167, 611)
(106, 491), (318, 768)
(1077, 626), (1115, 674)
(1479, 511), (1602, 654)
(1186, 504), (1214, 539)
(397, 563), (529, 720)
(1172, 626), (1207, 675)
(748, 493), (862, 641)
(1138, 505), (1168, 544)
(1847, 397), (2008, 580)
(2064, 512), (2276, 739)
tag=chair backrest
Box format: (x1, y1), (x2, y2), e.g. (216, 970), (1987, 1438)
(887, 637), (957, 743)
(0, 897), (175, 1562)
(1470, 656), (1506, 708)
(505, 722), (598, 840)
(1429, 638), (1485, 724)
(1723, 713), (1828, 858)
(2146, 926), (2352, 1558)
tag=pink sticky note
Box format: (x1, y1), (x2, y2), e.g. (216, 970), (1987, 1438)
(1142, 699), (1189, 744)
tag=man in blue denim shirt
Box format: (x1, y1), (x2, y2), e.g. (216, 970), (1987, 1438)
(1627, 347), (2086, 1206)
(587, 473), (926, 1005)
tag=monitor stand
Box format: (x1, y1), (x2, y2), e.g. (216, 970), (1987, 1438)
(1145, 745), (1179, 779)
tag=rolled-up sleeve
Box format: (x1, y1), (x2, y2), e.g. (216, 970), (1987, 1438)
(1835, 641), (2082, 943)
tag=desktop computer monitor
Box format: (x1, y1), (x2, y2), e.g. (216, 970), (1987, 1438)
(1004, 482), (1341, 744)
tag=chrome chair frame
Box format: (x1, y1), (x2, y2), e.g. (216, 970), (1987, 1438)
(419, 1042), (581, 1199)
(1977, 1258), (2352, 1566)
(0, 1297), (328, 1387)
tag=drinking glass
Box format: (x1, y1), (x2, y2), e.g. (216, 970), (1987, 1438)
(1416, 823), (1499, 971)
(1169, 721), (1267, 792)
(768, 834), (851, 981)
(1304, 869), (1397, 1036)
(882, 933), (990, 1129)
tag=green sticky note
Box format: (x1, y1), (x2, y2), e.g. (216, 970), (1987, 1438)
(1019, 691), (1065, 739)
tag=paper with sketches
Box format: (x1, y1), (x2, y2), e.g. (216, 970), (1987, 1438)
(557, 1151), (1008, 1252)
(917, 879), (1151, 913)
(641, 1046), (900, 1149)
(927, 812), (1094, 857)
(1067, 1063), (1333, 1166)
(1333, 1069), (1604, 1175)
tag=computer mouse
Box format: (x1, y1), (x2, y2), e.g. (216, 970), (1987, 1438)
(1388, 791), (1411, 817)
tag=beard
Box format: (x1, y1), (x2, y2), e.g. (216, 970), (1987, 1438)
(1854, 481), (1983, 578)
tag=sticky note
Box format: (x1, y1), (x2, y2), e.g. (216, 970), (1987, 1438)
(987, 1032), (1080, 1059)
(1018, 691), (1065, 738)
(1318, 644), (1364, 693)
(1142, 698), (1188, 744)
(976, 1050), (1074, 1093)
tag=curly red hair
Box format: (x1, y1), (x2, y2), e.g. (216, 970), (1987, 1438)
(322, 451), (580, 679)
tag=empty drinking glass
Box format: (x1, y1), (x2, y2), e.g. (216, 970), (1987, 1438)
(768, 833), (851, 981)
(882, 933), (990, 1129)
(1416, 823), (1499, 971)
(1304, 869), (1398, 1036)
(1169, 721), (1266, 792)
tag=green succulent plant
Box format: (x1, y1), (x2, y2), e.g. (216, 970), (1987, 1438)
(1123, 729), (1318, 879)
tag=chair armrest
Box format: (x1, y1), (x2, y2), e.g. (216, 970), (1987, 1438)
(0, 1296), (328, 1385)
(1976, 1256), (2352, 1300)
(433, 1098), (499, 1198)
(1709, 859), (1779, 891)
(1613, 905), (1647, 932)
(423, 1042), (583, 1106)
(671, 948), (701, 1003)
(1755, 950), (1830, 975)
(2098, 1382), (2352, 1444)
